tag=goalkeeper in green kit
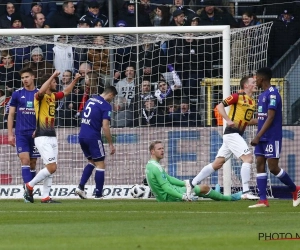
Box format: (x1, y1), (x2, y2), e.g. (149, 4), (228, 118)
(145, 141), (242, 202)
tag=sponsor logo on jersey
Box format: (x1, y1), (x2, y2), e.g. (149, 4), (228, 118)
(270, 99), (276, 106)
(26, 101), (33, 108)
(270, 95), (276, 99)
(258, 106), (262, 112)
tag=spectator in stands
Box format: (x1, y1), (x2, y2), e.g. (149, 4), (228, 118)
(168, 97), (201, 127)
(87, 35), (112, 87)
(10, 12), (23, 28)
(73, 15), (94, 71)
(57, 70), (73, 92)
(170, 9), (187, 26)
(190, 12), (200, 25)
(20, 0), (57, 22)
(113, 21), (133, 82)
(239, 12), (260, 27)
(165, 97), (180, 125)
(198, 0), (238, 77)
(115, 65), (136, 107)
(77, 62), (92, 86)
(197, 0), (238, 27)
(111, 96), (133, 128)
(133, 78), (154, 106)
(33, 12), (45, 28)
(0, 0), (16, 17)
(53, 35), (74, 80)
(45, 1), (78, 28)
(80, 1), (108, 27)
(154, 74), (181, 109)
(132, 77), (155, 126)
(170, 33), (210, 98)
(130, 41), (166, 83)
(0, 2), (16, 28)
(268, 9), (300, 67)
(94, 18), (104, 27)
(139, 0), (154, 22)
(116, 0), (152, 27)
(152, 4), (171, 26)
(78, 62), (92, 77)
(140, 95), (165, 127)
(0, 50), (21, 96)
(76, 0), (107, 17)
(170, 0), (197, 24)
(8, 13), (31, 71)
(23, 2), (43, 28)
(23, 46), (55, 85)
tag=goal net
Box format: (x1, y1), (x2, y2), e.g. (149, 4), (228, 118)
(0, 23), (274, 198)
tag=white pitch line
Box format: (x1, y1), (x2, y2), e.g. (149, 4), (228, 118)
(0, 211), (300, 214)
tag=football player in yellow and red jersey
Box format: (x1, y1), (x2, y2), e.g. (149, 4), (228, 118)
(186, 76), (259, 200)
(24, 70), (81, 203)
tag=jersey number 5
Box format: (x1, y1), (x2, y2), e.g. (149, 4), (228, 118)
(83, 102), (95, 118)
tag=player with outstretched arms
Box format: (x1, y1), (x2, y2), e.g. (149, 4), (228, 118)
(145, 140), (242, 202)
(187, 76), (258, 199)
(7, 67), (40, 202)
(249, 67), (300, 208)
(23, 70), (81, 203)
(75, 86), (117, 199)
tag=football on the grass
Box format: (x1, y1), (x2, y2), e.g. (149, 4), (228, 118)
(130, 184), (146, 198)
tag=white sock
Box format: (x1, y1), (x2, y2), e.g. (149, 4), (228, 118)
(29, 168), (51, 187)
(241, 162), (251, 193)
(42, 174), (53, 199)
(192, 163), (214, 187)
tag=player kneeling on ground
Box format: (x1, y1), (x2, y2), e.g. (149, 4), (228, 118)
(145, 140), (242, 202)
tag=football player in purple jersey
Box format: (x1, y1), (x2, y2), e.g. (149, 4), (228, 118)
(249, 67), (300, 208)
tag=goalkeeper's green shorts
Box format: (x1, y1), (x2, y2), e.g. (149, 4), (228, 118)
(165, 186), (186, 202)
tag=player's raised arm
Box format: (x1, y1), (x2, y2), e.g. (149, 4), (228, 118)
(63, 73), (81, 96)
(37, 70), (60, 98)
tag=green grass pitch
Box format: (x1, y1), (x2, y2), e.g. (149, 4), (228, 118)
(0, 199), (299, 250)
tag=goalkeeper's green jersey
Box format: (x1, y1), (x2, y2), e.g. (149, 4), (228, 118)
(145, 159), (186, 202)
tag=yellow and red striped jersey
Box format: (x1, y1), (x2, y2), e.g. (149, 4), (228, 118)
(222, 92), (256, 135)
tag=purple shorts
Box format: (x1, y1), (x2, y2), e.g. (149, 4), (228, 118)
(254, 139), (282, 159)
(16, 133), (40, 158)
(79, 137), (105, 162)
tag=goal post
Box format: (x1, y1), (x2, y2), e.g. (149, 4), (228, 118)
(0, 23), (273, 199)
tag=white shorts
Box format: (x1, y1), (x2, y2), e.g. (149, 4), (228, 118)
(216, 133), (251, 161)
(34, 136), (58, 165)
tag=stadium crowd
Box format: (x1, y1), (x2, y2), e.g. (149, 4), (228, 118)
(1, 0), (300, 128)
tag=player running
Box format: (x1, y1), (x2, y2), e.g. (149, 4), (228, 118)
(145, 140), (242, 202)
(188, 76), (259, 200)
